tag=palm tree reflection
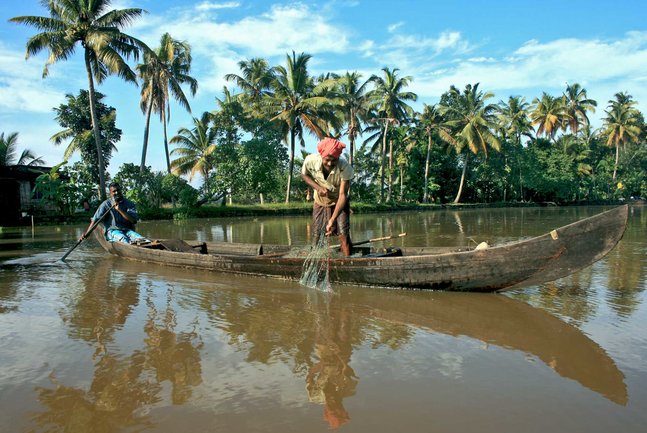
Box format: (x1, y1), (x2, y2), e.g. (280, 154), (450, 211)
(143, 286), (203, 404)
(32, 263), (203, 432)
(33, 354), (160, 433)
(605, 207), (645, 317)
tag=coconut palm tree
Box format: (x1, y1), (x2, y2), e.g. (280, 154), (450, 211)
(367, 68), (417, 202)
(224, 57), (275, 114)
(138, 33), (197, 176)
(530, 92), (567, 142)
(602, 92), (641, 183)
(11, 0), (148, 199)
(333, 72), (372, 166)
(440, 83), (501, 204)
(265, 51), (335, 203)
(416, 104), (452, 203)
(496, 96), (533, 201)
(497, 96), (533, 144)
(170, 112), (217, 195)
(390, 124), (415, 202)
(563, 83), (597, 135)
(0, 132), (44, 166)
(214, 86), (245, 142)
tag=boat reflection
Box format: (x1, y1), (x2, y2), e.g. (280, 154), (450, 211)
(348, 289), (628, 406)
(22, 257), (627, 431)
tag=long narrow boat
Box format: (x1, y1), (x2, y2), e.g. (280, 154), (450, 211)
(94, 205), (628, 292)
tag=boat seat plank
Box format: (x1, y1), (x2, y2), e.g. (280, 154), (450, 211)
(158, 239), (201, 253)
(204, 241), (263, 256)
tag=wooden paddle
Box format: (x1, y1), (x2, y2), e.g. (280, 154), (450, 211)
(329, 232), (407, 249)
(61, 201), (116, 262)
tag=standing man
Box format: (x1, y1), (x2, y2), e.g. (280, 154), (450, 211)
(301, 137), (354, 256)
(80, 182), (147, 244)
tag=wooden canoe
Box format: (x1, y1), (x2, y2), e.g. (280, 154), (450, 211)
(94, 205), (628, 292)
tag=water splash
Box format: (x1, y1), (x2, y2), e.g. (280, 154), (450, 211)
(299, 232), (333, 292)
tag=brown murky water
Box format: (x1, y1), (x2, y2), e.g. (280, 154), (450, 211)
(1, 206), (645, 432)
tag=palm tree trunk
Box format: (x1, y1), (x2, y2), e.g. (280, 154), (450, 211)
(387, 138), (393, 202)
(285, 127), (296, 204)
(379, 121), (389, 203)
(517, 132), (524, 201)
(140, 95), (154, 178)
(203, 168), (209, 197)
(399, 164), (404, 201)
(423, 132), (432, 203)
(348, 118), (356, 166)
(84, 49), (107, 200)
(453, 152), (469, 204)
(612, 143), (619, 183)
(163, 110), (171, 174)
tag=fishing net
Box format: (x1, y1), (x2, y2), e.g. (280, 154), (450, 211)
(299, 231), (333, 292)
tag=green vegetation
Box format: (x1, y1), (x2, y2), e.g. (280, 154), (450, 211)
(0, 132), (43, 166)
(10, 0), (148, 199)
(7, 0), (646, 223)
(50, 90), (121, 197)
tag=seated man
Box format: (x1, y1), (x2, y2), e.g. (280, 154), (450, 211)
(81, 182), (148, 244)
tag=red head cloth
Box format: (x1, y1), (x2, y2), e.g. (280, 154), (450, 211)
(317, 137), (346, 159)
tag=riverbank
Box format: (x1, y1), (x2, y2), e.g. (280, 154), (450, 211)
(7, 199), (630, 228)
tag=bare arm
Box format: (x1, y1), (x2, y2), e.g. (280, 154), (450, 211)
(80, 220), (95, 240)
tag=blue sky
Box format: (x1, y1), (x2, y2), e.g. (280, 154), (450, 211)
(1, 0), (646, 177)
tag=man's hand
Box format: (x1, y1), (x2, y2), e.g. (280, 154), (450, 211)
(325, 218), (335, 236)
(317, 187), (328, 197)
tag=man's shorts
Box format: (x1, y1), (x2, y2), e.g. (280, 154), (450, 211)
(312, 202), (350, 238)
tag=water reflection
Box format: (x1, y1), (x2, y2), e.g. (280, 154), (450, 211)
(28, 261), (152, 432)
(12, 256), (628, 432)
(32, 352), (160, 432)
(356, 290), (627, 406)
(59, 256), (140, 352)
(304, 293), (358, 428)
(0, 268), (20, 313)
(20, 260), (202, 432)
(143, 286), (203, 404)
(605, 206), (646, 318)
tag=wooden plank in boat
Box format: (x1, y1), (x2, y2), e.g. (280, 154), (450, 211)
(205, 241), (263, 256)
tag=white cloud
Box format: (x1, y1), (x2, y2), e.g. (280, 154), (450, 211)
(0, 44), (67, 113)
(381, 31), (471, 55)
(137, 3), (350, 58)
(359, 40), (375, 58)
(196, 1), (240, 11)
(131, 2), (352, 92)
(0, 113), (67, 166)
(388, 21), (404, 33)
(397, 31), (647, 117)
(467, 57), (496, 63)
